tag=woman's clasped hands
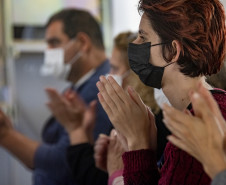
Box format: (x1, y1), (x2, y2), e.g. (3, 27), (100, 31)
(96, 75), (157, 152)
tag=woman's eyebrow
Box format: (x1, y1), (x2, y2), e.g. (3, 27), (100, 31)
(139, 29), (148, 35)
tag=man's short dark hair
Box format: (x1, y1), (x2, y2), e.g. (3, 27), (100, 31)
(46, 9), (104, 49)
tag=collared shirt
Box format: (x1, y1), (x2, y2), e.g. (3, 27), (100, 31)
(74, 69), (96, 89)
(33, 60), (112, 185)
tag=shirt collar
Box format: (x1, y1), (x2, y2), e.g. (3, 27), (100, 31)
(74, 69), (96, 89)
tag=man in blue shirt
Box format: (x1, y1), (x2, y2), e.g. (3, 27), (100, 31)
(0, 9), (111, 185)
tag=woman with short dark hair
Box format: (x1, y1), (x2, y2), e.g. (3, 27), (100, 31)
(96, 0), (226, 184)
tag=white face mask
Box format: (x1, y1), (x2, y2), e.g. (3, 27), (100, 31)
(105, 74), (123, 86)
(40, 40), (82, 80)
(105, 70), (130, 87)
(154, 88), (171, 109)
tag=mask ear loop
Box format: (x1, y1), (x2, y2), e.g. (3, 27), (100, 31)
(154, 41), (175, 68)
(64, 38), (77, 50)
(150, 42), (171, 47)
(163, 61), (174, 68)
(68, 51), (82, 65)
(63, 38), (80, 63)
(64, 37), (83, 65)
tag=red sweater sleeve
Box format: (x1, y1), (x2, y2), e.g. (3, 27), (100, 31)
(122, 149), (160, 185)
(122, 92), (226, 185)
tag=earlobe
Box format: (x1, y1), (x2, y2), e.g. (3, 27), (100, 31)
(171, 40), (182, 62)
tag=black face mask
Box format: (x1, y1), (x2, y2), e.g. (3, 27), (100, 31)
(128, 42), (173, 89)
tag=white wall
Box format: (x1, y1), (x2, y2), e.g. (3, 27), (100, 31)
(112, 0), (141, 37)
(112, 0), (226, 38)
(0, 53), (69, 185)
(222, 0), (226, 8)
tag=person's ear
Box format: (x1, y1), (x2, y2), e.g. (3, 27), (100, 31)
(171, 40), (182, 62)
(76, 32), (92, 52)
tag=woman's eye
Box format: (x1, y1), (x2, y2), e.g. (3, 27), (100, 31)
(139, 35), (146, 42)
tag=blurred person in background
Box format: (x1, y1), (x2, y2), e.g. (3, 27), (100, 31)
(94, 31), (168, 185)
(106, 31), (160, 114)
(206, 61), (226, 91)
(0, 8), (112, 185)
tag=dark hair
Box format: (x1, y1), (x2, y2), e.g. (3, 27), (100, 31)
(46, 9), (104, 49)
(138, 0), (226, 77)
(114, 31), (137, 68)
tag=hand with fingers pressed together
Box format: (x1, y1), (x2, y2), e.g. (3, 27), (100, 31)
(94, 129), (125, 175)
(96, 75), (157, 152)
(107, 129), (125, 176)
(94, 133), (110, 172)
(46, 88), (97, 144)
(94, 129), (125, 185)
(163, 83), (226, 179)
(0, 109), (14, 144)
